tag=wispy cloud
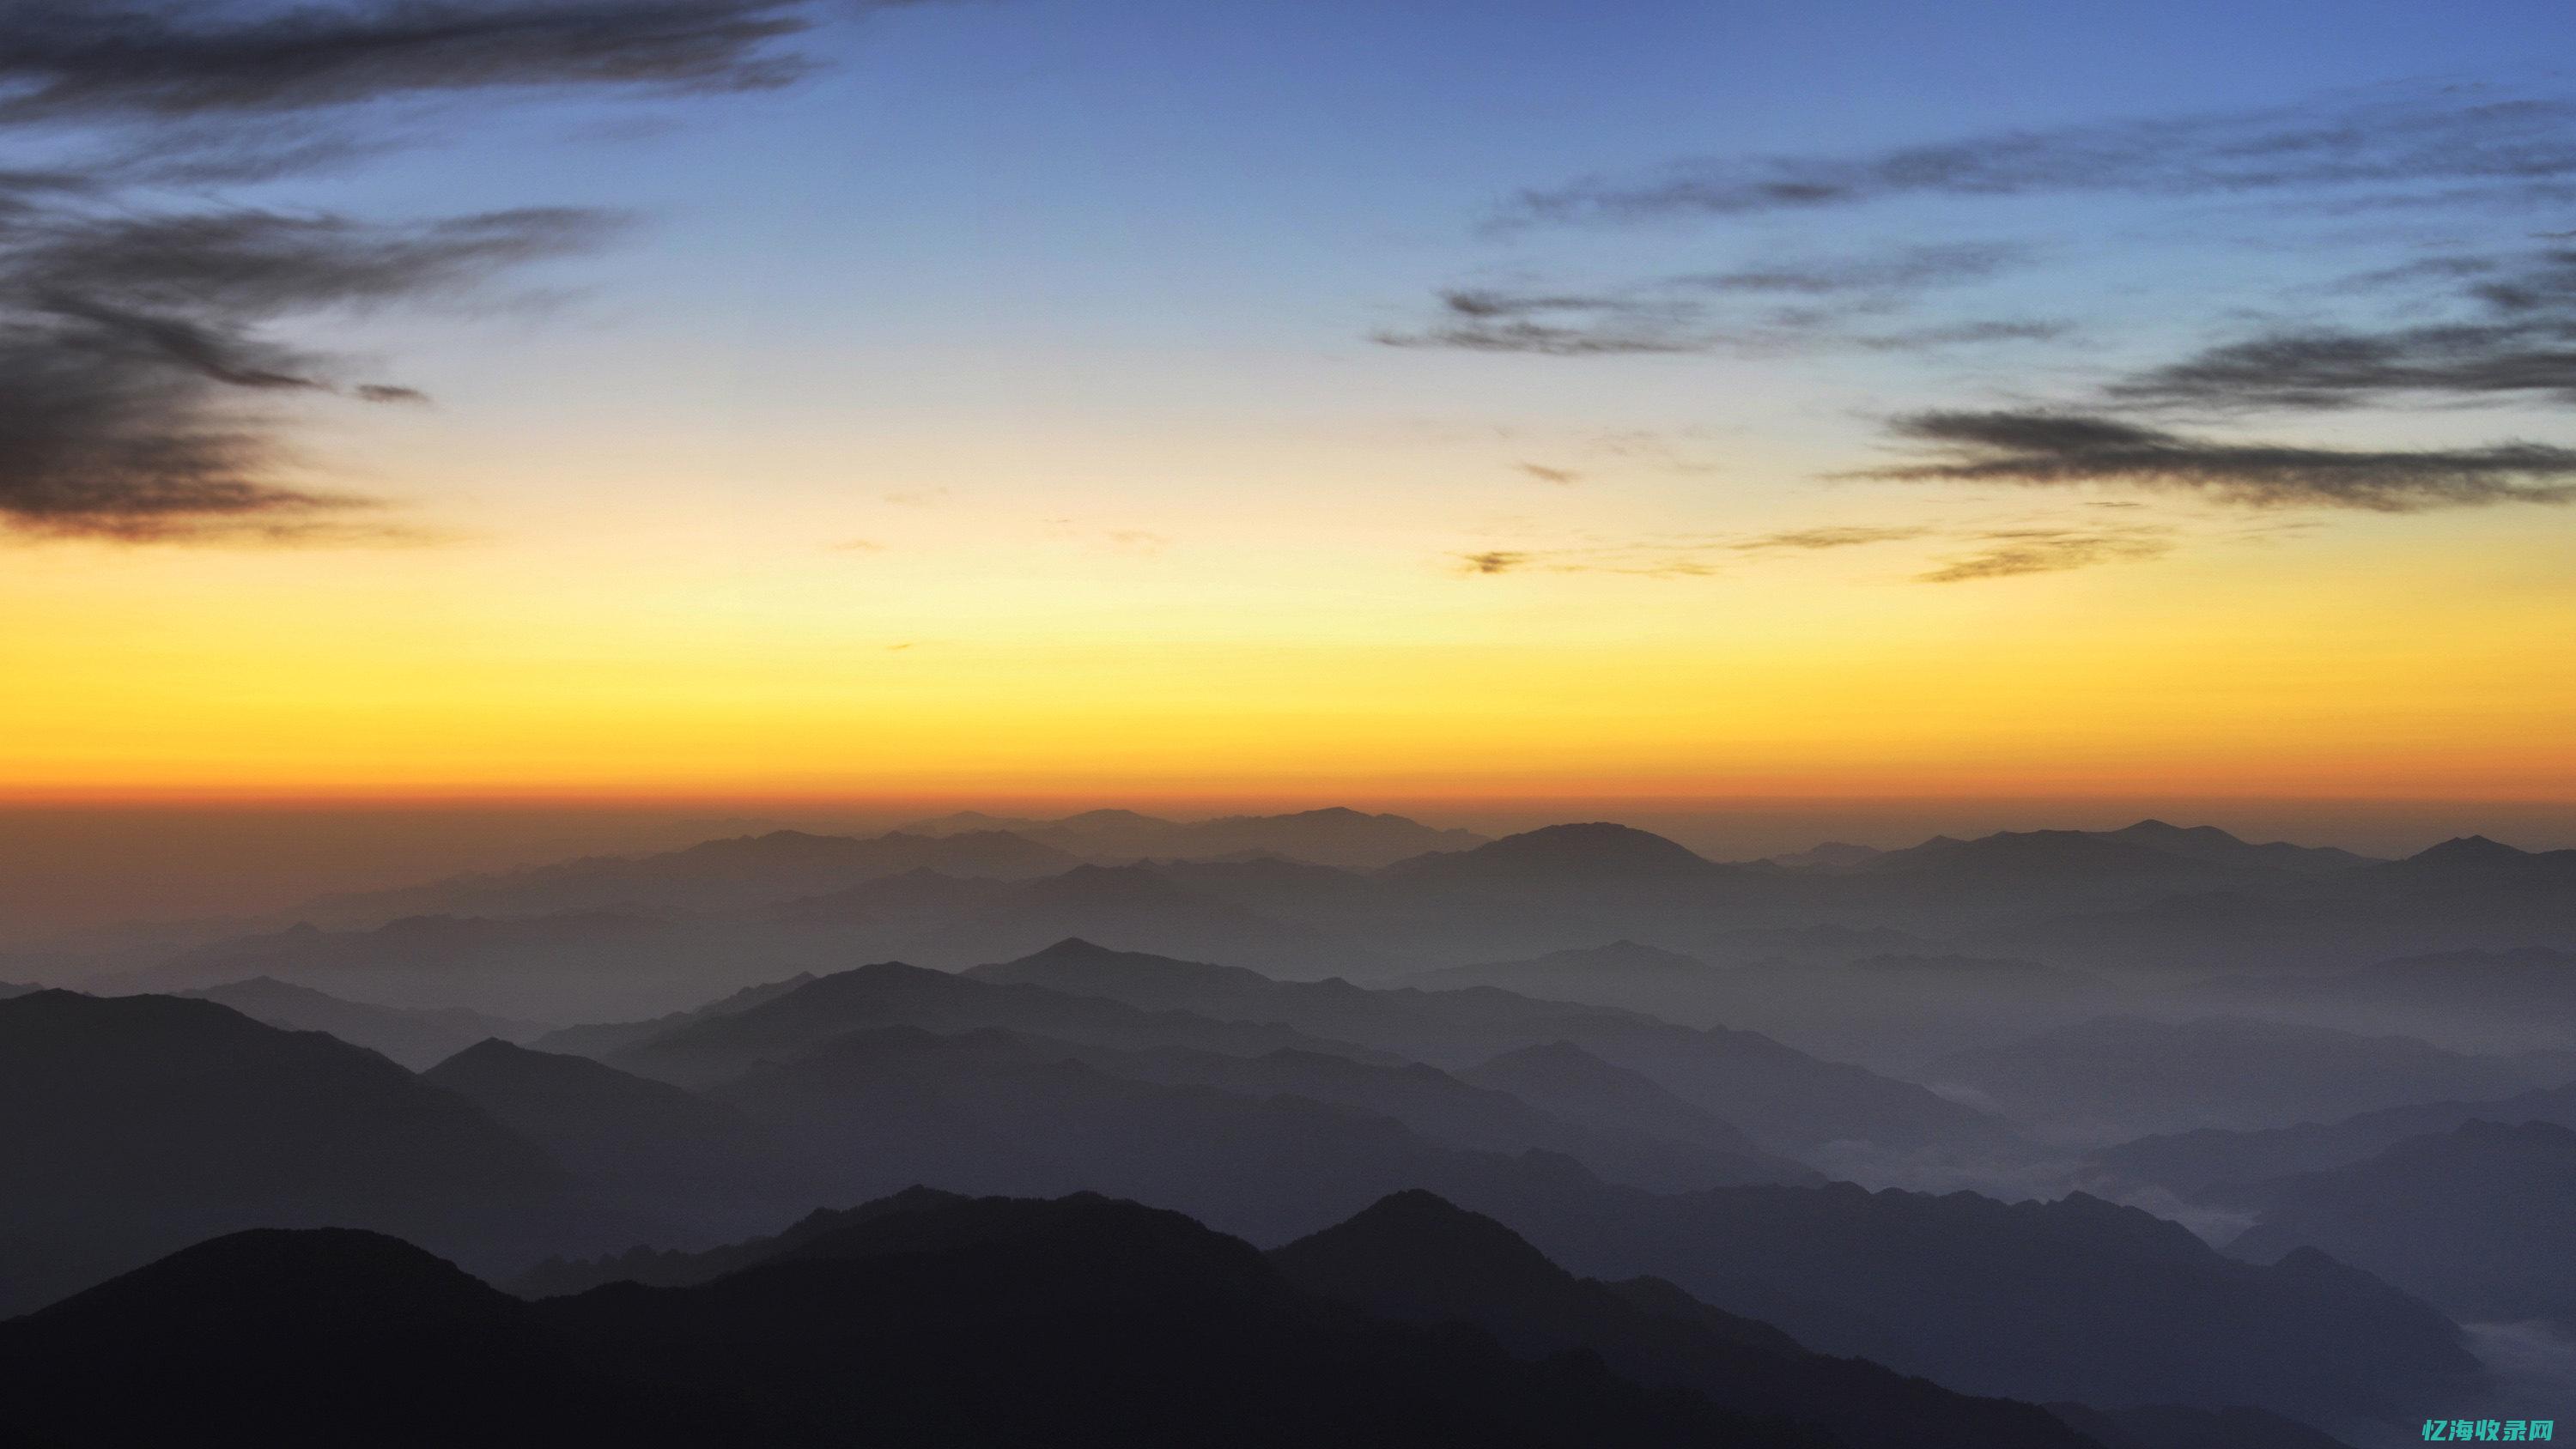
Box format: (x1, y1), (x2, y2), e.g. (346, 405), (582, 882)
(1452, 543), (1717, 579)
(1859, 410), (2576, 512)
(0, 1), (817, 124)
(0, 206), (616, 540)
(1732, 524), (1932, 552)
(0, 0), (904, 543)
(1913, 526), (2173, 583)
(1516, 462), (1580, 485)
(1501, 91), (2576, 227)
(1378, 244), (2055, 358)
(2112, 247), (2576, 412)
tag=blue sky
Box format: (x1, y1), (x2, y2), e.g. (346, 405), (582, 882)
(4, 1), (2575, 808)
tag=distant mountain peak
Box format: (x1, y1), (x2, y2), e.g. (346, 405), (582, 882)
(1030, 935), (1118, 959)
(1272, 1190), (1564, 1290)
(2412, 834), (2530, 863)
(2112, 819), (2237, 842)
(1392, 822), (1716, 882)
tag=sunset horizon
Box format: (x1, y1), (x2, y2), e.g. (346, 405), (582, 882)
(7, 5), (2573, 1446)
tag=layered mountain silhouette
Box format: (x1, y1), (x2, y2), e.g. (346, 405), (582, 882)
(967, 938), (2008, 1153)
(1410, 939), (1722, 1004)
(181, 975), (547, 1068)
(2045, 1403), (2358, 1449)
(530, 971), (818, 1058)
(870, 861), (1382, 974)
(422, 1040), (805, 1237)
(135, 909), (745, 1020)
(1270, 1189), (2109, 1449)
(25, 803), (2567, 1447)
(1385, 822), (1732, 888)
(605, 957), (1392, 1088)
(2229, 1119), (2576, 1330)
(0, 1228), (762, 1448)
(2087, 1080), (2576, 1206)
(522, 1180), (2425, 1440)
(1917, 1016), (2537, 1140)
(899, 805), (1490, 870)
(2008, 835), (2576, 973)
(2200, 947), (2576, 1046)
(916, 1029), (1814, 1190)
(306, 828), (1080, 924)
(1463, 1040), (1768, 1156)
(688, 1022), (1649, 1242)
(0, 990), (633, 1315)
(1433, 1178), (2477, 1427)
(9, 1191), (1838, 1448)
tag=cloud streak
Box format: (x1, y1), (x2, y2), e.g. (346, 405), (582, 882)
(0, 205), (620, 540)
(2113, 248), (2576, 412)
(1860, 410), (2576, 512)
(0, 0), (881, 541)
(0, 1), (818, 123)
(1733, 524), (1932, 552)
(1378, 244), (2054, 358)
(1913, 527), (2172, 584)
(1504, 92), (2576, 226)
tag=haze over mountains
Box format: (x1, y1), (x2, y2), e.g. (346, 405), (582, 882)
(9, 804), (2571, 1446)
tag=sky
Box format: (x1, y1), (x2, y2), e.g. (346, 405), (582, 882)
(4, 0), (2575, 816)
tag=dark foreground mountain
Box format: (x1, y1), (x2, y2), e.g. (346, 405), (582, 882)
(0, 990), (635, 1316)
(531, 1187), (2363, 1449)
(180, 975), (547, 1068)
(2045, 1403), (2357, 1449)
(2229, 1119), (2576, 1330)
(1432, 1178), (2477, 1429)
(6, 1195), (1835, 1449)
(1270, 1190), (2109, 1449)
(1917, 1016), (2535, 1140)
(0, 1228), (757, 1448)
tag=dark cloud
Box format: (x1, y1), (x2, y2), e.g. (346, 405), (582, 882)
(1449, 540), (1722, 579)
(1855, 318), (2072, 352)
(1678, 243), (2026, 297)
(1516, 462), (1579, 485)
(2109, 247), (2576, 412)
(1914, 526), (2173, 584)
(1505, 93), (2576, 225)
(1733, 524), (1930, 551)
(1861, 409), (2576, 512)
(1377, 288), (1704, 355)
(1379, 246), (2053, 358)
(0, 206), (613, 539)
(0, 1), (886, 542)
(0, 1), (819, 123)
